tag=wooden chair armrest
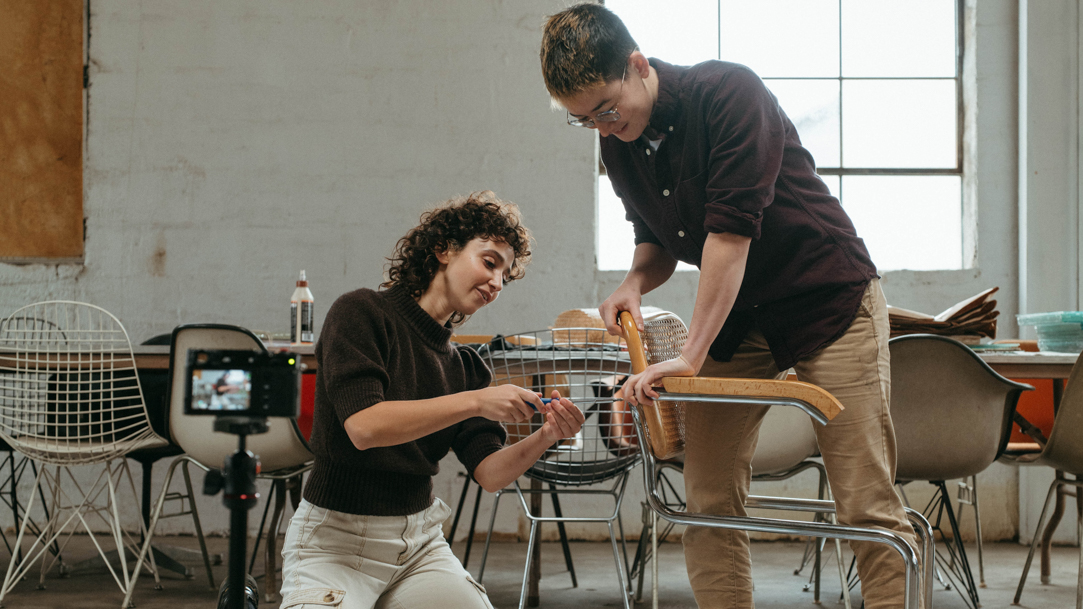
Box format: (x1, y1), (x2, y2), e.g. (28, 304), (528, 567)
(660, 376), (845, 421)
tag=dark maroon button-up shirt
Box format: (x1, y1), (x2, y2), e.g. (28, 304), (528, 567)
(601, 59), (877, 370)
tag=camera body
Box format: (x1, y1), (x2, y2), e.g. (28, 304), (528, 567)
(184, 349), (300, 418)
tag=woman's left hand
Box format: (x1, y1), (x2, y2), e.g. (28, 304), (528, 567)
(621, 356), (696, 407)
(538, 390), (586, 443)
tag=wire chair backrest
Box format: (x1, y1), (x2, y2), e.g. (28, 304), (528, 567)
(889, 334), (1032, 481)
(621, 310), (690, 461)
(1042, 354), (1083, 475)
(167, 324), (313, 473)
(478, 328), (639, 486)
(0, 301), (159, 465)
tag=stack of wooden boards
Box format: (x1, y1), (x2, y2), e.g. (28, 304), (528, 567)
(887, 287), (999, 340)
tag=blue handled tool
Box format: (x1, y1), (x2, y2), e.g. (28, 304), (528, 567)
(525, 397), (555, 411)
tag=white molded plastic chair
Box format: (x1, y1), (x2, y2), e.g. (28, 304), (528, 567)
(889, 334), (1032, 609)
(123, 324), (314, 607)
(0, 301), (167, 605)
(1013, 353), (1083, 608)
(623, 310), (932, 609)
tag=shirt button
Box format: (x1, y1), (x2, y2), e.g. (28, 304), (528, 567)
(678, 231), (685, 237)
(668, 126), (674, 132)
(645, 149), (651, 156)
(662, 189), (670, 196)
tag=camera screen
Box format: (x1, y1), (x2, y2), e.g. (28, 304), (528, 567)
(190, 369), (252, 412)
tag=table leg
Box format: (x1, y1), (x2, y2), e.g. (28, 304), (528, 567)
(528, 479), (542, 607)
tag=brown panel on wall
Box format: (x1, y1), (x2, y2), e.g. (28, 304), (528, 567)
(0, 0), (84, 261)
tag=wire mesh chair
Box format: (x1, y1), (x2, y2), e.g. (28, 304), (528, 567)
(0, 301), (169, 605)
(473, 327), (638, 609)
(621, 310), (932, 609)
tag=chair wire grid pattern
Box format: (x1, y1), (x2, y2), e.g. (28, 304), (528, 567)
(475, 328), (639, 609)
(0, 303), (164, 464)
(0, 301), (167, 605)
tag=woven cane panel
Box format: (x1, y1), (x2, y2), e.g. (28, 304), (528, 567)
(640, 313), (689, 460)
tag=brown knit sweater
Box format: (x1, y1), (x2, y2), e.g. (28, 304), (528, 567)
(302, 283), (506, 516)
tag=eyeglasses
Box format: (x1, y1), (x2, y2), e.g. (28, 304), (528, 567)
(566, 64), (627, 128)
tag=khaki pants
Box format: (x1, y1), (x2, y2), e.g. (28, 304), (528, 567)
(683, 279), (918, 608)
(280, 498), (492, 609)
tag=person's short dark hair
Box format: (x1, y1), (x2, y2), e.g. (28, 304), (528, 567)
(382, 191), (532, 324)
(540, 2), (638, 101)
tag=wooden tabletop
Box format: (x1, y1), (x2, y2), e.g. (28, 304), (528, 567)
(978, 351), (1078, 379)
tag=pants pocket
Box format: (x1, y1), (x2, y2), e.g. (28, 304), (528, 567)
(281, 588), (346, 608)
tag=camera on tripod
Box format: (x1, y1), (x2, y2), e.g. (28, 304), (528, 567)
(183, 348), (302, 609)
(184, 349), (301, 419)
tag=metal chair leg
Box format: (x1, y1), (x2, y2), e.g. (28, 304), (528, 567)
(1016, 477), (1064, 603)
(477, 490), (505, 583)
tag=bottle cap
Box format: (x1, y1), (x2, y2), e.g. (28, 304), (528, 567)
(297, 270), (308, 287)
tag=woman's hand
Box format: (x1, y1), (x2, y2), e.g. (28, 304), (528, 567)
(471, 384), (542, 423)
(621, 356), (696, 407)
(537, 390), (586, 444)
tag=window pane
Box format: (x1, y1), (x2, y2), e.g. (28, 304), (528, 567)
(607, 0), (719, 66)
(818, 174), (840, 198)
(841, 175), (961, 271)
(720, 0), (839, 77)
(598, 174), (695, 271)
(842, 79), (957, 168)
(842, 0), (956, 77)
(766, 79), (840, 167)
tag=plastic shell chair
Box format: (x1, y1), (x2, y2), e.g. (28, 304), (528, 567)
(473, 327), (639, 609)
(0, 301), (168, 605)
(1013, 353), (1083, 608)
(620, 310), (930, 609)
(889, 334), (1032, 609)
(122, 324), (314, 608)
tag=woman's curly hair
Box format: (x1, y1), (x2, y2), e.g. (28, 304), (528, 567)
(383, 191), (532, 324)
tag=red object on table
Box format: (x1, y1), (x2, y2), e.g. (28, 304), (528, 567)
(298, 372), (316, 441)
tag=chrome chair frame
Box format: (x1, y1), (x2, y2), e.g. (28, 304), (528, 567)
(622, 310), (931, 609)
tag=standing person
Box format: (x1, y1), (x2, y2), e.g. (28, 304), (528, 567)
(279, 191), (586, 609)
(540, 5), (918, 608)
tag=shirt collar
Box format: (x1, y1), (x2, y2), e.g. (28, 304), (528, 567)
(384, 283), (453, 352)
(647, 58), (682, 137)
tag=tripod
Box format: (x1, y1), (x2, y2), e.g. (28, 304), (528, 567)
(204, 416), (269, 609)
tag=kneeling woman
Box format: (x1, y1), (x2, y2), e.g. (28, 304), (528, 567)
(280, 191), (585, 609)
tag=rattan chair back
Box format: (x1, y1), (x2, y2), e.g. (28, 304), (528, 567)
(620, 310), (690, 461)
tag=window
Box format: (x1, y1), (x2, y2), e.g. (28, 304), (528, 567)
(599, 0), (963, 272)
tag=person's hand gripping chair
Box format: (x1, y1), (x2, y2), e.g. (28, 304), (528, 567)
(619, 310), (933, 609)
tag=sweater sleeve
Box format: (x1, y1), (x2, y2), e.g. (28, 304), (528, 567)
(317, 291), (394, 426)
(450, 345), (507, 476)
(702, 66), (785, 240)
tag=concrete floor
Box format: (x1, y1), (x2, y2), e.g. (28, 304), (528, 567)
(0, 535), (1078, 608)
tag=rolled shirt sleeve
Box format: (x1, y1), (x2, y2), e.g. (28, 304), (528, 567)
(702, 66), (785, 240)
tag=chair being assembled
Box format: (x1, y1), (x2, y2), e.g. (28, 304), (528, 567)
(621, 310), (932, 609)
(629, 404), (853, 606)
(888, 334), (1032, 609)
(474, 327), (640, 609)
(122, 324), (314, 607)
(1013, 354), (1083, 608)
(0, 301), (168, 605)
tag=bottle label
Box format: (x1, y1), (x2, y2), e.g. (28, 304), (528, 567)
(292, 301), (314, 344)
(300, 301), (314, 343)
